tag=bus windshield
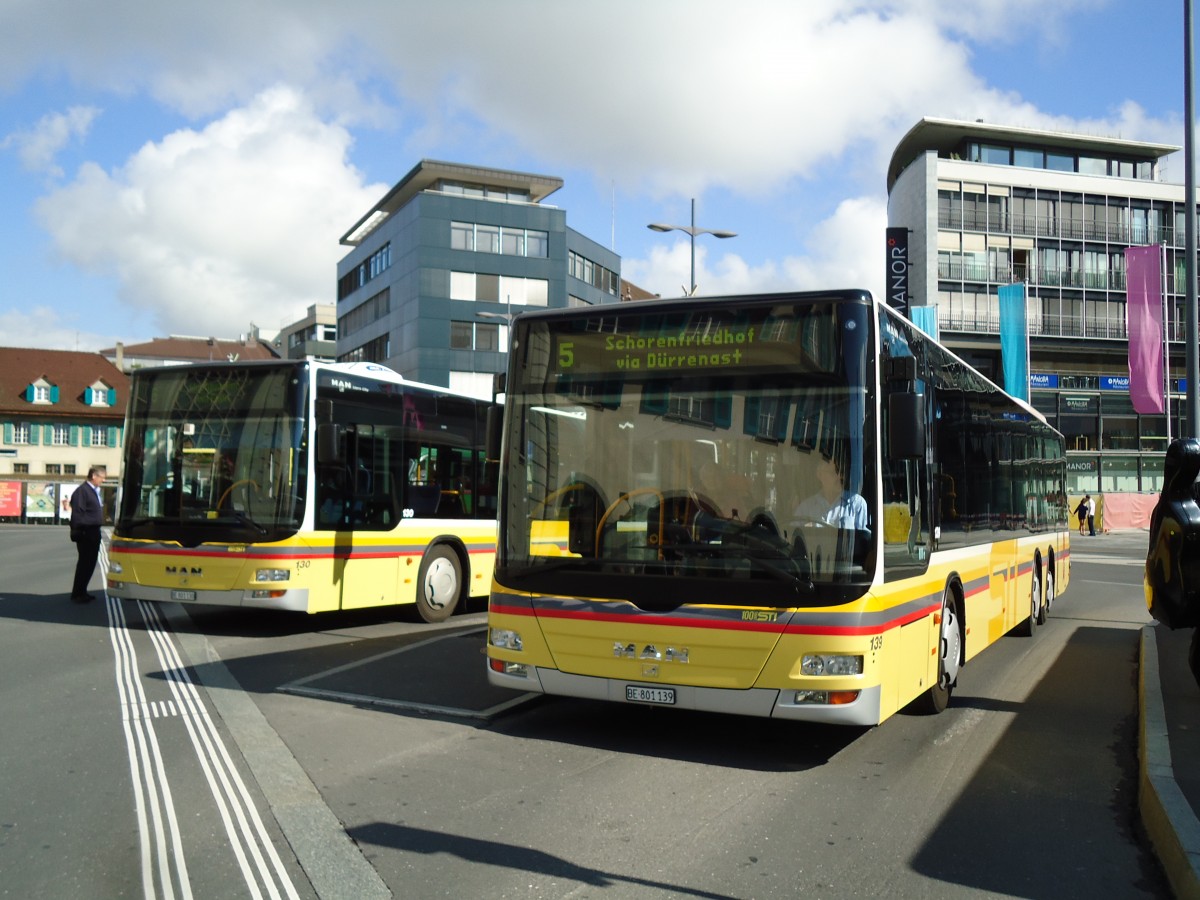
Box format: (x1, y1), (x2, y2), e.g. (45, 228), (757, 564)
(117, 363), (308, 544)
(500, 296), (876, 608)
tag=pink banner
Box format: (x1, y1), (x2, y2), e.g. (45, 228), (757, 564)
(1125, 245), (1164, 414)
(0, 481), (19, 516)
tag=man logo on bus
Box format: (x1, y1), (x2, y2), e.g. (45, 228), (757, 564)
(614, 642), (689, 663)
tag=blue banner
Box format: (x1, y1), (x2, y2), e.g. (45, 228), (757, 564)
(910, 305), (938, 340)
(998, 283), (1029, 402)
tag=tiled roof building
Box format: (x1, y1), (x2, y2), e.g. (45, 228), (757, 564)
(0, 349), (130, 519)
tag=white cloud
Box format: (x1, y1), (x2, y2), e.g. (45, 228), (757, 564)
(1, 2), (1168, 197)
(624, 195), (888, 300)
(2, 106), (100, 177)
(0, 0), (1184, 349)
(0, 304), (114, 352)
(32, 86), (386, 339)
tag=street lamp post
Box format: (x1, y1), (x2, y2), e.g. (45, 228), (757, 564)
(647, 198), (736, 295)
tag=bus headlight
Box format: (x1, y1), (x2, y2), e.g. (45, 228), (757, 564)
(489, 628), (523, 651)
(256, 569), (290, 582)
(801, 654), (863, 676)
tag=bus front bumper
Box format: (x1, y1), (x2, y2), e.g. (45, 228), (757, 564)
(106, 581), (311, 612)
(486, 662), (883, 726)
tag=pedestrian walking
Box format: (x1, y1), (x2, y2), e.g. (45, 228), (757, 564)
(69, 467), (106, 602)
(1074, 495), (1088, 536)
(1087, 494), (1097, 536)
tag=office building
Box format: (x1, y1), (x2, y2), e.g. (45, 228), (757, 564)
(888, 117), (1189, 496)
(275, 304), (337, 361)
(336, 160), (621, 397)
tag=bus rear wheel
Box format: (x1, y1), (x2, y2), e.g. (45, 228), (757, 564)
(912, 586), (960, 715)
(1017, 571), (1042, 637)
(416, 545), (461, 624)
(1038, 568), (1054, 624)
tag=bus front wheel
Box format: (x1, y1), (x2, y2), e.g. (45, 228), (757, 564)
(912, 586), (960, 715)
(416, 545), (461, 624)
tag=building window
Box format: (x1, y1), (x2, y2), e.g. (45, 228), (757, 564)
(453, 222), (548, 258)
(91, 428), (108, 447)
(1013, 148), (1043, 168)
(450, 272), (548, 306)
(475, 322), (500, 351)
(338, 243), (391, 300)
(90, 387), (109, 407)
(45, 464), (61, 475)
(450, 272), (475, 301)
(476, 273), (500, 302)
(339, 334), (390, 364)
(450, 321), (473, 350)
(1046, 151), (1074, 172)
(12, 423), (30, 444)
(367, 243), (391, 279)
(450, 321), (503, 352)
(501, 228), (523, 256)
(981, 144), (1011, 165)
(477, 225), (500, 254)
(340, 288), (390, 335)
(13, 463), (28, 474)
(567, 251), (619, 296)
(34, 385), (51, 403)
(52, 425), (69, 446)
(451, 221), (475, 251)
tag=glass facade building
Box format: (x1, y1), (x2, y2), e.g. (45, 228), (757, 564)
(336, 160), (622, 398)
(888, 118), (1189, 495)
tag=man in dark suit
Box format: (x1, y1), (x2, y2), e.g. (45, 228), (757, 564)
(69, 467), (106, 602)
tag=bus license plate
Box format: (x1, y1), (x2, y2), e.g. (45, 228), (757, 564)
(625, 685), (675, 705)
(171, 590), (197, 601)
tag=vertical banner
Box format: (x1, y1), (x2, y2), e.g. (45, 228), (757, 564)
(998, 283), (1029, 402)
(885, 227), (909, 317)
(1125, 244), (1165, 414)
(910, 305), (938, 340)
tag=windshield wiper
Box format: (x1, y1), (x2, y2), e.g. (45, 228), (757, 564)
(231, 510), (269, 536)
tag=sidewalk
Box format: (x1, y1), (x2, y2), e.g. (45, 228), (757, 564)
(1141, 601), (1200, 898)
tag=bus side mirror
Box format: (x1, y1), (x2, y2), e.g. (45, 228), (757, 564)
(888, 392), (926, 459)
(485, 405), (503, 463)
(317, 423), (343, 465)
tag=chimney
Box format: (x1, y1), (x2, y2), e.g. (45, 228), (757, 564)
(115, 341), (124, 371)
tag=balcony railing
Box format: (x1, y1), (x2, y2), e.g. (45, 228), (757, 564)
(937, 310), (1132, 340)
(937, 260), (1134, 291)
(940, 210), (1179, 247)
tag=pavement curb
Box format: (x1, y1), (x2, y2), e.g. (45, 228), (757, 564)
(1140, 625), (1200, 900)
(164, 602), (393, 900)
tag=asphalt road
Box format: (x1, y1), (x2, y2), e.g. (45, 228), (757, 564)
(0, 524), (1171, 899)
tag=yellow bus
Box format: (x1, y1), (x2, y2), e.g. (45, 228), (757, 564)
(486, 290), (1070, 724)
(108, 360), (497, 620)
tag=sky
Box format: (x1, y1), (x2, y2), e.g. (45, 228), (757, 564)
(0, 0), (1191, 353)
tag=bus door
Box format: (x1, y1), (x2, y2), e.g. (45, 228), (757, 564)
(337, 423), (405, 610)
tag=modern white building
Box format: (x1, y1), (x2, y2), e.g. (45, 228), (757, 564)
(888, 117), (1188, 496)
